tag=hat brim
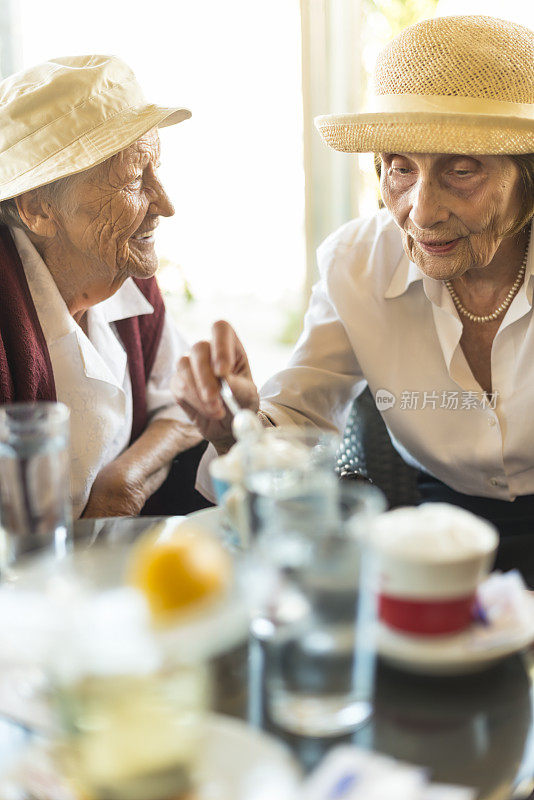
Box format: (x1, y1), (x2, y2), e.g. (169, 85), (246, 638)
(0, 104), (191, 202)
(315, 112), (534, 155)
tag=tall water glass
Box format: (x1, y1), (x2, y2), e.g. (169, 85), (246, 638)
(245, 427), (341, 541)
(0, 402), (71, 567)
(246, 479), (386, 738)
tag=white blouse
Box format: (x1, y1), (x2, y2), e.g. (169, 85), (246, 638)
(260, 210), (534, 501)
(11, 227), (197, 518)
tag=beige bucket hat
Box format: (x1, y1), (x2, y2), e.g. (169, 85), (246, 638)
(0, 54), (191, 202)
(315, 15), (534, 155)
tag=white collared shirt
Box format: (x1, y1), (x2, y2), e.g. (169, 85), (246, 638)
(260, 209), (534, 501)
(11, 227), (197, 518)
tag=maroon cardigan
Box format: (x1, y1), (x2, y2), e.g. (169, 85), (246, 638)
(0, 225), (165, 444)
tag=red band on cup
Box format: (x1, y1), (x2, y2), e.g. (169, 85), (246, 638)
(379, 593), (475, 635)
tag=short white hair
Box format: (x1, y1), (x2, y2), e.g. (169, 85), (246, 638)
(0, 166), (95, 229)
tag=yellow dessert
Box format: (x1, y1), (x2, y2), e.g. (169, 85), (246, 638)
(127, 520), (231, 621)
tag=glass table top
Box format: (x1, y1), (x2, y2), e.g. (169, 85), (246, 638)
(0, 515), (532, 800)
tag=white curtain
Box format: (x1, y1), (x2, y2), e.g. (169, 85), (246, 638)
(300, 0), (363, 291)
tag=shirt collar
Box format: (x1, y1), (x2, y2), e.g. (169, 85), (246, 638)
(384, 250), (424, 299)
(523, 218), (534, 303)
(95, 277), (154, 323)
(10, 225), (77, 345)
(497, 219), (534, 330)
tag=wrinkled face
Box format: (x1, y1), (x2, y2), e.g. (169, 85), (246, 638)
(53, 129), (173, 288)
(379, 153), (522, 280)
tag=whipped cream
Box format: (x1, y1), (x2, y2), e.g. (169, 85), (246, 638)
(372, 503), (498, 562)
(212, 430), (312, 485)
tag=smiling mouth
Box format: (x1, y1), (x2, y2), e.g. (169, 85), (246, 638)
(420, 239), (457, 245)
(131, 230), (155, 240)
(130, 228), (157, 247)
(415, 237), (461, 254)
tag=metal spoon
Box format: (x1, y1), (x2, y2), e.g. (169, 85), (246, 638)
(220, 379), (242, 417)
(220, 379), (263, 440)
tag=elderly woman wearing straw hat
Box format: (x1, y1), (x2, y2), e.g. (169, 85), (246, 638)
(0, 55), (208, 519)
(174, 15), (534, 579)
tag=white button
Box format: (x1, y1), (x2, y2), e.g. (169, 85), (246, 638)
(489, 477), (506, 488)
(488, 417), (497, 427)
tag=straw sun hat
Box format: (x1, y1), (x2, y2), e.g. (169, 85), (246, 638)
(315, 15), (534, 155)
(0, 54), (191, 202)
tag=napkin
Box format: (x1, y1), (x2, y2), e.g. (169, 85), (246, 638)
(301, 746), (476, 800)
(468, 570), (533, 651)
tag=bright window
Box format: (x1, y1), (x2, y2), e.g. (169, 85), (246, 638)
(8, 0), (305, 385)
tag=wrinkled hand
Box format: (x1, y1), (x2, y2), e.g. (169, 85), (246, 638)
(172, 320), (259, 453)
(82, 458), (170, 519)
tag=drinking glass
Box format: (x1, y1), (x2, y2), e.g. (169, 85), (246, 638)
(209, 426), (340, 549)
(244, 426), (341, 542)
(245, 479), (386, 737)
(54, 664), (209, 800)
(0, 529), (237, 800)
(0, 402), (71, 567)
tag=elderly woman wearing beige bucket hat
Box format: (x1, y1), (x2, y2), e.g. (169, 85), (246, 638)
(174, 15), (534, 583)
(0, 55), (210, 519)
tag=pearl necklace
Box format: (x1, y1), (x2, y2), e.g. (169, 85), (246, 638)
(444, 240), (530, 324)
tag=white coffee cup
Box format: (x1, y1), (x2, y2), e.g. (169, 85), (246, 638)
(369, 503), (498, 636)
